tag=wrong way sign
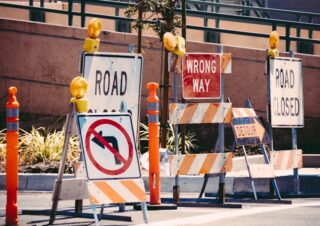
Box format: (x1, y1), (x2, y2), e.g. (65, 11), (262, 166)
(80, 52), (143, 136)
(182, 53), (221, 99)
(77, 113), (141, 180)
(269, 57), (304, 128)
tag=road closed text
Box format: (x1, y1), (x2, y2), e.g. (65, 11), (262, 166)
(95, 70), (127, 96)
(270, 58), (303, 127)
(272, 68), (300, 116)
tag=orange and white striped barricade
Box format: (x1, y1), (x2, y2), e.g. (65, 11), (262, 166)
(169, 153), (232, 176)
(76, 113), (148, 225)
(269, 149), (303, 171)
(88, 179), (146, 206)
(231, 107), (285, 202)
(269, 149), (303, 198)
(169, 102), (232, 125)
(167, 102), (236, 207)
(164, 153), (240, 207)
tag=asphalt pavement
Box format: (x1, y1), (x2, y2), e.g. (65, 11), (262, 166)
(1, 191), (320, 226)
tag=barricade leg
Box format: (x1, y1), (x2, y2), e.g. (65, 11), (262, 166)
(198, 174), (209, 198)
(260, 144), (281, 200)
(91, 205), (100, 226)
(242, 146), (258, 200)
(49, 104), (76, 224)
(141, 202), (148, 224)
(173, 175), (180, 203)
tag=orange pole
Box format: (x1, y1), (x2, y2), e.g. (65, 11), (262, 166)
(146, 82), (161, 205)
(6, 86), (19, 225)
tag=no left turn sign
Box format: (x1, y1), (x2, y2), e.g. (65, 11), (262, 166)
(77, 113), (141, 180)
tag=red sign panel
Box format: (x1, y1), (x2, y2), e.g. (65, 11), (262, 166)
(182, 53), (221, 99)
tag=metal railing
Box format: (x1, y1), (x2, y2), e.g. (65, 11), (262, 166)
(0, 0), (319, 53)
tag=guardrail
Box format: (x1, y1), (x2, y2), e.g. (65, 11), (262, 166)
(0, 0), (319, 53)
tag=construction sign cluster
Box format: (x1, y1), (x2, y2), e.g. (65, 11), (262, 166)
(2, 15), (308, 226)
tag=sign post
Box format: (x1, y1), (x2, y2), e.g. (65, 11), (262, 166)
(267, 31), (303, 196)
(289, 51), (300, 194)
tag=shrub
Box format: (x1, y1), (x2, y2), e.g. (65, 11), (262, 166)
(139, 122), (198, 154)
(0, 129), (6, 162)
(18, 127), (79, 166)
(0, 127), (80, 169)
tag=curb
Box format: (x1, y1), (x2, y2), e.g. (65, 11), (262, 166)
(1, 173), (320, 197)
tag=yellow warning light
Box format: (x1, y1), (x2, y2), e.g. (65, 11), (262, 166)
(268, 31), (279, 57)
(87, 18), (102, 39)
(70, 76), (88, 112)
(70, 76), (88, 98)
(163, 32), (186, 56)
(83, 18), (101, 52)
(163, 32), (177, 52)
(174, 35), (186, 56)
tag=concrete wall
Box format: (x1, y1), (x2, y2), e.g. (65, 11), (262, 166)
(1, 1), (319, 54)
(0, 18), (319, 152)
(1, 18), (319, 117)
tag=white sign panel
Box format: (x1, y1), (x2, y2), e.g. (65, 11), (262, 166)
(81, 52), (143, 136)
(269, 57), (304, 128)
(77, 113), (141, 180)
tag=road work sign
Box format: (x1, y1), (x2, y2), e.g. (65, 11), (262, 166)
(80, 52), (143, 135)
(269, 57), (304, 128)
(182, 53), (221, 99)
(77, 113), (141, 180)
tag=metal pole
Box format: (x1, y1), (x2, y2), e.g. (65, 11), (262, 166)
(180, 0), (187, 154)
(161, 50), (170, 148)
(217, 45), (225, 203)
(181, 0), (186, 39)
(68, 0), (73, 26)
(29, 0), (34, 21)
(285, 25), (290, 52)
(174, 70), (179, 156)
(137, 0), (142, 54)
(266, 55), (274, 151)
(289, 50), (300, 195)
(80, 0), (85, 28)
(173, 57), (180, 203)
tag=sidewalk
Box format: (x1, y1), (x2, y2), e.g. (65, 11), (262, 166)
(1, 168), (320, 196)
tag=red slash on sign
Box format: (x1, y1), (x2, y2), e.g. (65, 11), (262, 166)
(85, 119), (133, 175)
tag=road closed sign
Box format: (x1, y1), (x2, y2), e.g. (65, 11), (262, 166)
(182, 53), (221, 99)
(77, 113), (141, 180)
(269, 57), (304, 128)
(81, 52), (143, 135)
